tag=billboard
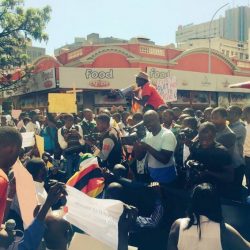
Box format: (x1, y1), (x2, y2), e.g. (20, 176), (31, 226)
(147, 67), (250, 93)
(59, 68), (140, 90)
(4, 68), (56, 97)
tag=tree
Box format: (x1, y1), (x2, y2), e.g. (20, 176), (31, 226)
(0, 0), (51, 91)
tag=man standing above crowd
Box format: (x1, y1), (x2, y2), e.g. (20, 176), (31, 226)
(227, 106), (246, 189)
(133, 71), (165, 111)
(134, 110), (177, 185)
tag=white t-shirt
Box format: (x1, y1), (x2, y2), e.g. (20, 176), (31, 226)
(143, 127), (177, 169)
(26, 121), (40, 135)
(244, 123), (250, 157)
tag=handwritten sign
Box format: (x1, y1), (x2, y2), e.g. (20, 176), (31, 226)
(155, 76), (177, 102)
(64, 186), (124, 249)
(48, 93), (77, 113)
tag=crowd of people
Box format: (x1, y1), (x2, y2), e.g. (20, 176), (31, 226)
(0, 72), (250, 249)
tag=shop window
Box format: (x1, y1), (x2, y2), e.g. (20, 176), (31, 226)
(230, 93), (250, 106)
(192, 92), (209, 105)
(175, 90), (190, 104)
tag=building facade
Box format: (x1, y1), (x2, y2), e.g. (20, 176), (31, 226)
(26, 42), (46, 63)
(3, 35), (250, 112)
(224, 6), (250, 42)
(176, 6), (250, 44)
(54, 33), (155, 56)
(178, 37), (249, 60)
(176, 18), (224, 44)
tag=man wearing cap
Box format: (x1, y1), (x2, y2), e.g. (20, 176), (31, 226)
(133, 71), (165, 111)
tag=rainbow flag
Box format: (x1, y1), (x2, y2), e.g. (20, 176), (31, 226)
(67, 154), (105, 198)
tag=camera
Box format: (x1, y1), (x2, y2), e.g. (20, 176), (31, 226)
(42, 152), (66, 172)
(83, 132), (101, 144)
(179, 128), (196, 140)
(184, 160), (207, 188)
(121, 121), (146, 145)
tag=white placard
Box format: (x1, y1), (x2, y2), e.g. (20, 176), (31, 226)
(64, 186), (124, 249)
(21, 132), (35, 148)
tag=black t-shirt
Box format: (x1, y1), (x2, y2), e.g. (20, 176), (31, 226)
(188, 141), (232, 187)
(99, 128), (122, 169)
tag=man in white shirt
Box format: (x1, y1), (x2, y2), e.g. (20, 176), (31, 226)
(25, 110), (40, 135)
(58, 114), (85, 178)
(243, 106), (250, 189)
(134, 110), (177, 184)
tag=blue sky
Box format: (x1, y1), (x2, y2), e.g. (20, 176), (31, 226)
(25, 0), (250, 55)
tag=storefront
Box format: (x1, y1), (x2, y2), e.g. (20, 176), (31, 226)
(3, 68), (57, 111)
(58, 67), (140, 111)
(147, 67), (250, 108)
(2, 43), (250, 113)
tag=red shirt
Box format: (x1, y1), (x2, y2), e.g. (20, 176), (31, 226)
(0, 169), (8, 225)
(141, 82), (165, 109)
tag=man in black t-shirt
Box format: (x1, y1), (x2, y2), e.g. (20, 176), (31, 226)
(86, 114), (122, 169)
(187, 122), (234, 198)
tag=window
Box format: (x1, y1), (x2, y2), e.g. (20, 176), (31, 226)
(139, 46), (165, 56)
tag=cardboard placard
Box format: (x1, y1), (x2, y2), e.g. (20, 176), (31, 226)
(35, 135), (44, 157)
(13, 160), (38, 228)
(48, 93), (77, 113)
